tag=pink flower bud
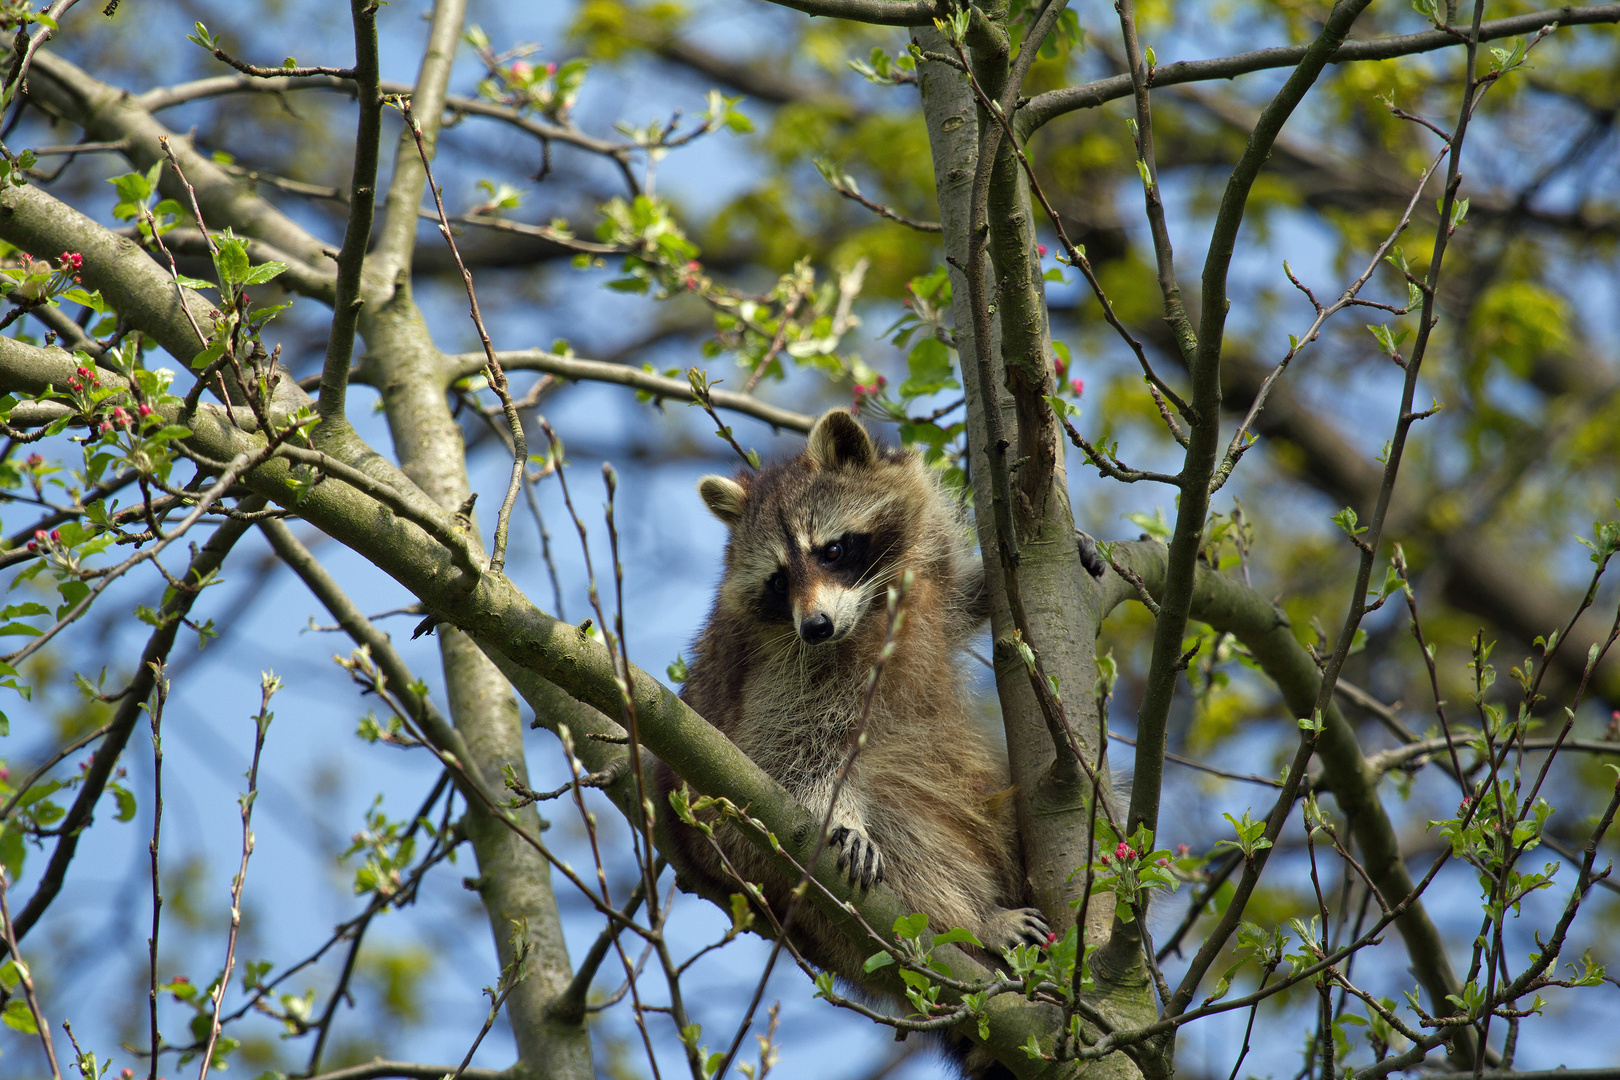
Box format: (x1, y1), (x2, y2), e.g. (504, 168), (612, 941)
(1037, 244), (1048, 257)
(49, 529), (60, 542)
(1070, 378), (1084, 397)
(510, 61), (532, 78)
(138, 403), (153, 417)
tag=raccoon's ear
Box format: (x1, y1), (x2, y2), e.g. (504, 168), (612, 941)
(697, 475), (748, 527)
(806, 409), (876, 471)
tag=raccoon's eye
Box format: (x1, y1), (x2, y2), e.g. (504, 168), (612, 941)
(767, 572), (788, 594)
(822, 541), (844, 564)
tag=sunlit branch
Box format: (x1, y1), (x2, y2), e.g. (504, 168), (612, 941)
(1019, 4), (1620, 135)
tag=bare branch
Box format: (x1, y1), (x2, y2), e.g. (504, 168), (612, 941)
(1019, 5), (1620, 134)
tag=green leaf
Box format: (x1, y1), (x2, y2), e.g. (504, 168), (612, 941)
(893, 912), (929, 940)
(191, 336), (227, 371)
(111, 782), (138, 822)
(240, 261), (289, 287)
(2, 998), (37, 1034)
(899, 337), (957, 398)
(214, 235), (250, 286)
(932, 927), (984, 948)
(863, 950), (896, 973)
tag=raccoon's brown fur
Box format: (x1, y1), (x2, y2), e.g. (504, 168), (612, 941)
(658, 409), (1046, 978)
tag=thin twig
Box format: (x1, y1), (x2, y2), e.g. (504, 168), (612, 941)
(147, 661), (168, 1080)
(400, 99), (525, 575)
(197, 672), (279, 1080)
(0, 868), (63, 1079)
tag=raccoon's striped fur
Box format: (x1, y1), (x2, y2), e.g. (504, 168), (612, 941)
(659, 409), (1046, 978)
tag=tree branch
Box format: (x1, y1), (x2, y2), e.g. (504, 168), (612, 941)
(1018, 5), (1620, 135)
(447, 349), (814, 432)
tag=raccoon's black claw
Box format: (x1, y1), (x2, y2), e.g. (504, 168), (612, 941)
(1076, 530), (1107, 580)
(1013, 907), (1051, 946)
(829, 826), (885, 891)
(982, 906), (1053, 952)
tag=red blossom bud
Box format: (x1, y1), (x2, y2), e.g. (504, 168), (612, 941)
(1070, 378), (1084, 397)
(26, 541), (36, 552)
(76, 365), (91, 378)
(510, 61), (532, 78)
(1037, 244), (1048, 257)
(138, 403), (153, 416)
(49, 529), (60, 542)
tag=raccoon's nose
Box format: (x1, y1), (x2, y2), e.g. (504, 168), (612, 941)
(799, 612), (835, 644)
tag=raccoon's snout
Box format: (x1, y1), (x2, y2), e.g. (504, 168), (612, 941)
(799, 612), (835, 644)
(795, 585), (860, 645)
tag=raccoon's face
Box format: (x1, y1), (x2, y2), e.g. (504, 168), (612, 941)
(758, 529), (879, 645)
(698, 411), (910, 648)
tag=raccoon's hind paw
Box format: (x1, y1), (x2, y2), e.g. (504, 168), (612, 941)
(982, 906), (1052, 952)
(829, 826), (885, 891)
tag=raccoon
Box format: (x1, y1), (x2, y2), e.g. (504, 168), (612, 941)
(658, 409), (1048, 978)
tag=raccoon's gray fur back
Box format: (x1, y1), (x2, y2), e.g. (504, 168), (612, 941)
(657, 410), (1046, 979)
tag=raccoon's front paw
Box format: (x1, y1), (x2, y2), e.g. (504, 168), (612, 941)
(829, 826), (885, 891)
(982, 906), (1052, 953)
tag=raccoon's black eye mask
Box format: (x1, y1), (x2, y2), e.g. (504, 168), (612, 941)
(820, 532), (873, 577)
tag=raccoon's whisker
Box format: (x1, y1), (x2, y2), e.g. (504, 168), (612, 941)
(711, 627), (802, 685)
